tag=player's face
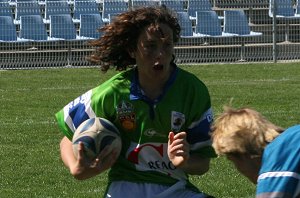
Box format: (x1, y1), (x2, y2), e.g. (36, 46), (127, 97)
(133, 23), (175, 83)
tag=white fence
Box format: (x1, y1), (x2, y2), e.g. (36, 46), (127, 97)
(1, 0), (300, 69)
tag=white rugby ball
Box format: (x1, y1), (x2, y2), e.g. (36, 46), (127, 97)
(72, 117), (122, 161)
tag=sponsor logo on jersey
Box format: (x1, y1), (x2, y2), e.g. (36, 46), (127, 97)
(116, 100), (136, 131)
(171, 111), (185, 133)
(126, 142), (187, 180)
(144, 128), (165, 138)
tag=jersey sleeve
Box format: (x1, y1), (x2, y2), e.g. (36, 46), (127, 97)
(55, 89), (96, 140)
(55, 71), (130, 140)
(184, 76), (216, 158)
(187, 107), (216, 157)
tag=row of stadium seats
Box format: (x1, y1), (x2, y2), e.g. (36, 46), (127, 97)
(0, 0), (102, 24)
(0, 0), (214, 24)
(179, 10), (262, 38)
(0, 9), (262, 42)
(0, 14), (103, 41)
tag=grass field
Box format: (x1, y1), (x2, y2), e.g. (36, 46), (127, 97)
(1, 63), (299, 197)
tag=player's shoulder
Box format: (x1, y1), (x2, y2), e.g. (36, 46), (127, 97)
(177, 67), (208, 89)
(90, 69), (133, 102)
(270, 124), (300, 146)
(95, 69), (133, 89)
(106, 69), (133, 85)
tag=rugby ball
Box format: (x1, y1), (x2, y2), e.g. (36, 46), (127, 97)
(72, 117), (122, 161)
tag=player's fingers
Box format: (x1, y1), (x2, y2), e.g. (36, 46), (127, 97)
(168, 132), (175, 144)
(77, 142), (85, 161)
(169, 143), (188, 154)
(93, 145), (114, 167)
(170, 137), (186, 146)
(97, 145), (112, 159)
(95, 148), (118, 171)
(173, 131), (187, 140)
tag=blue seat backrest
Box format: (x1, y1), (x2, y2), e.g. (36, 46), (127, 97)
(160, 0), (185, 12)
(102, 0), (128, 20)
(131, 0), (159, 8)
(50, 14), (77, 39)
(188, 0), (212, 18)
(73, 0), (99, 20)
(0, 2), (13, 17)
(0, 16), (17, 41)
(20, 15), (48, 40)
(45, 1), (71, 20)
(176, 11), (193, 36)
(270, 0), (295, 16)
(196, 11), (222, 36)
(15, 1), (41, 20)
(224, 10), (250, 35)
(79, 14), (103, 38)
(296, 0), (300, 15)
(16, 0), (38, 2)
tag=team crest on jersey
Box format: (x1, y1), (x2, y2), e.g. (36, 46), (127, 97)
(171, 111), (185, 133)
(116, 101), (136, 131)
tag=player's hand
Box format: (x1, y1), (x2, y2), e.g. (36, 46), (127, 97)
(70, 142), (119, 180)
(168, 131), (190, 168)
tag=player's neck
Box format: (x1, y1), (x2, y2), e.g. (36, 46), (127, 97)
(140, 82), (163, 101)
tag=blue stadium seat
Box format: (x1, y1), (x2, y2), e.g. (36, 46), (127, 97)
(269, 0), (300, 42)
(0, 15), (29, 42)
(160, 0), (185, 12)
(195, 11), (222, 36)
(195, 11), (236, 37)
(0, 16), (17, 41)
(224, 10), (262, 37)
(19, 15), (48, 40)
(79, 14), (104, 39)
(131, 0), (159, 9)
(16, 0), (38, 2)
(296, 0), (300, 15)
(224, 10), (263, 61)
(49, 14), (77, 39)
(15, 1), (41, 24)
(102, 0), (128, 23)
(176, 11), (194, 37)
(44, 0), (71, 23)
(269, 0), (295, 17)
(73, 0), (99, 23)
(187, 0), (212, 20)
(0, 2), (13, 18)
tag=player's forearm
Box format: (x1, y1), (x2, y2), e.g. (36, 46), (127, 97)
(60, 137), (77, 169)
(181, 155), (210, 175)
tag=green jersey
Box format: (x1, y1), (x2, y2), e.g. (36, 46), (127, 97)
(55, 65), (216, 191)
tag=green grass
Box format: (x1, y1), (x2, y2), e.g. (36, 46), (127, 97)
(1, 63), (299, 197)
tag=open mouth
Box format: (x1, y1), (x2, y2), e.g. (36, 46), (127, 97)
(153, 64), (163, 70)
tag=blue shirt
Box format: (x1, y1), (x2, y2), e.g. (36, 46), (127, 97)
(257, 125), (300, 198)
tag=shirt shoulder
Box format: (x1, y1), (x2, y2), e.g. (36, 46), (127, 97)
(262, 125), (300, 170)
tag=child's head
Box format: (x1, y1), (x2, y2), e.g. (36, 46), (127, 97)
(211, 106), (284, 157)
(88, 6), (181, 71)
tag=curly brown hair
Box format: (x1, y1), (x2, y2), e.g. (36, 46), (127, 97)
(88, 6), (181, 72)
